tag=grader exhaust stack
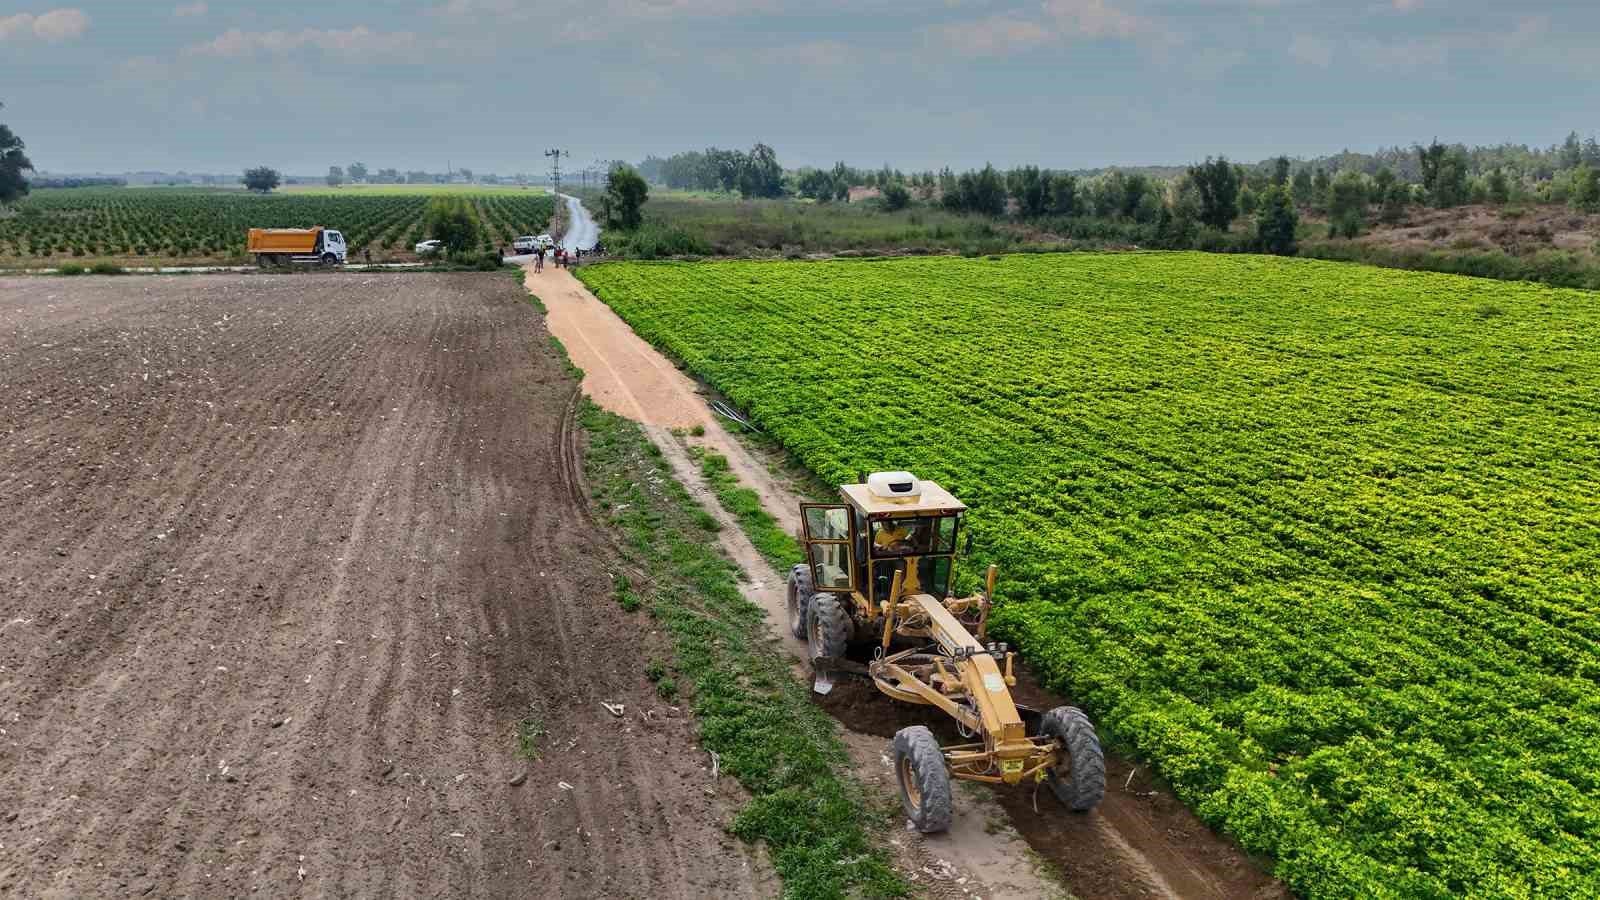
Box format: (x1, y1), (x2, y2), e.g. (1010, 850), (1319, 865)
(786, 472), (1106, 832)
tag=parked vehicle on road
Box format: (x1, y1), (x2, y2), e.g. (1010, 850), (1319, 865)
(415, 239), (444, 256)
(247, 227), (347, 266)
(512, 235), (541, 255)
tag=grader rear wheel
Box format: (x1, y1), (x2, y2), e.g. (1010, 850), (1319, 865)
(1041, 706), (1105, 812)
(785, 563), (814, 640)
(892, 726), (952, 833)
(806, 594), (851, 694)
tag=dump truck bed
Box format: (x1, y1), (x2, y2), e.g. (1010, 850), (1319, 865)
(247, 227), (322, 254)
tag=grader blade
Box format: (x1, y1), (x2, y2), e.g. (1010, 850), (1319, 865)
(811, 656), (870, 694)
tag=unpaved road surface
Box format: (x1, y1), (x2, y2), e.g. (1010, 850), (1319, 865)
(533, 260), (1289, 900)
(0, 273), (771, 898)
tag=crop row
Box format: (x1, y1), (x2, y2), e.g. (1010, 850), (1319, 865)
(578, 253), (1600, 899)
(0, 188), (554, 263)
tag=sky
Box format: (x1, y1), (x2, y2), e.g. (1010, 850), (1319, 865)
(2, 0), (1596, 175)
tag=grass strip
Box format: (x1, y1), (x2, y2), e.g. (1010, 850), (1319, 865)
(687, 446), (805, 573)
(581, 402), (906, 900)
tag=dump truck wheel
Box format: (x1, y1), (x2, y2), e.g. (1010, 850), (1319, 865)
(1041, 706), (1105, 812)
(806, 593), (850, 664)
(786, 564), (814, 640)
(893, 726), (952, 833)
(322, 253), (337, 266)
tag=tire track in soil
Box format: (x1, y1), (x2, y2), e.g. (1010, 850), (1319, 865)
(0, 273), (774, 899)
(533, 261), (1291, 900)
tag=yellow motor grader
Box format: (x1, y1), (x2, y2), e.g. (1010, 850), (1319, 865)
(787, 471), (1105, 832)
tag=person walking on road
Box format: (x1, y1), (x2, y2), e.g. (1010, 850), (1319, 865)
(534, 246), (544, 273)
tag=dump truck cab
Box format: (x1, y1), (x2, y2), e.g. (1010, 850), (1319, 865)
(801, 471), (967, 610)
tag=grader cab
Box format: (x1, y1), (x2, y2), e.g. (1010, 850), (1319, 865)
(787, 471), (1105, 832)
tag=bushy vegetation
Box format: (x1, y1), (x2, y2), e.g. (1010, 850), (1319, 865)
(580, 254), (1600, 900)
(0, 187), (553, 264)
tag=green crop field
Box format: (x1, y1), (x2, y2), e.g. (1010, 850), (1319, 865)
(0, 187), (554, 266)
(579, 253), (1600, 899)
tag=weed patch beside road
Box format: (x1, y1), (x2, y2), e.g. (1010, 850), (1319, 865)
(581, 402), (906, 899)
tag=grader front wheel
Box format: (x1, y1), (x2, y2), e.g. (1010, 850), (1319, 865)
(1041, 706), (1106, 811)
(893, 726), (952, 833)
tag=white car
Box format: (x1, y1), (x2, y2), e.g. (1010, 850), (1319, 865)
(534, 234), (555, 250)
(512, 235), (540, 255)
(415, 239), (444, 255)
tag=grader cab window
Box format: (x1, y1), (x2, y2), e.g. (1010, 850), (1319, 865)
(801, 504), (855, 591)
(870, 515), (959, 557)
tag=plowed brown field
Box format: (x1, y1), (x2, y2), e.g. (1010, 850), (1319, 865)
(0, 273), (771, 898)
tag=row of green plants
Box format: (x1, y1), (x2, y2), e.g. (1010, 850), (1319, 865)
(0, 188), (552, 263)
(577, 254), (1600, 899)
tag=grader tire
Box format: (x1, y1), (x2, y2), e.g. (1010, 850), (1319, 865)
(786, 563), (814, 640)
(893, 726), (952, 833)
(1041, 706), (1105, 812)
(806, 593), (851, 663)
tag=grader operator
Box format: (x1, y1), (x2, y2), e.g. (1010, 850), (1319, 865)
(787, 471), (1105, 832)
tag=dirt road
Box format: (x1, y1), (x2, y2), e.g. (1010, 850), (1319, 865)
(0, 273), (771, 898)
(530, 262), (1288, 900)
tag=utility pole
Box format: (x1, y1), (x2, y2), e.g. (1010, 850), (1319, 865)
(544, 148), (569, 231)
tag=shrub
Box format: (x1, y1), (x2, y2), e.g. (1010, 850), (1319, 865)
(57, 262), (84, 275)
(89, 262), (125, 275)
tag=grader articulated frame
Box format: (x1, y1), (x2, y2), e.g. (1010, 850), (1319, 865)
(789, 472), (1105, 832)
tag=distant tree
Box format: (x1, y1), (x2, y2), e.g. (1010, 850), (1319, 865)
(1584, 137), (1600, 168)
(1561, 131), (1583, 169)
(796, 168), (834, 201)
(881, 182), (911, 211)
(1435, 150), (1470, 208)
(1272, 155), (1291, 188)
(1047, 172), (1079, 216)
(1327, 171), (1368, 238)
(1088, 172), (1124, 218)
(326, 165), (344, 187)
(1572, 165), (1600, 213)
(405, 170), (431, 185)
(944, 164), (1006, 216)
(1379, 182), (1409, 225)
(1373, 166), (1397, 199)
(1415, 140), (1468, 207)
(348, 162), (368, 183)
(636, 155), (666, 183)
(1188, 156), (1241, 230)
(1255, 185), (1299, 255)
(242, 166), (281, 193)
(425, 197), (480, 256)
(1291, 168), (1315, 205)
(1238, 184), (1259, 216)
(737, 143), (784, 199)
(1311, 168), (1331, 210)
(600, 163), (649, 230)
(1008, 165), (1048, 218)
(1121, 172), (1154, 221)
(1486, 168), (1511, 204)
(1, 102), (34, 206)
(1159, 176), (1202, 248)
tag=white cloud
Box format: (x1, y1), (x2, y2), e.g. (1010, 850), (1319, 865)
(1288, 33), (1332, 67)
(173, 2), (208, 17)
(186, 27), (422, 61)
(1391, 0), (1421, 11)
(930, 15), (1053, 58)
(929, 0), (1174, 58)
(0, 8), (90, 42)
(1043, 0), (1151, 40)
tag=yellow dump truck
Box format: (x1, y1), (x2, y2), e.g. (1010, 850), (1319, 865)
(247, 227), (348, 266)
